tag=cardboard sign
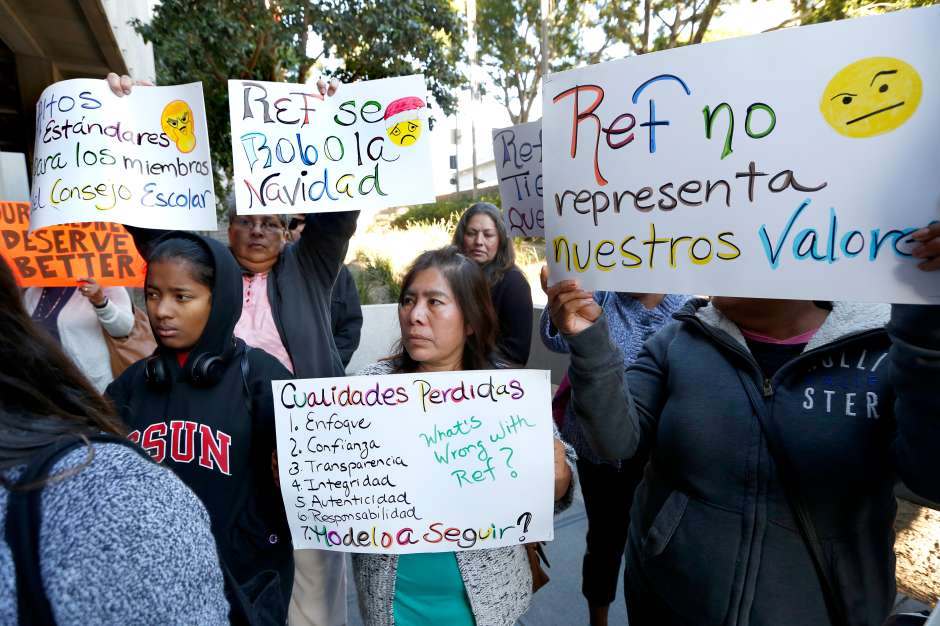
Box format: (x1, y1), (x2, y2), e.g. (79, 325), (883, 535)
(0, 201), (146, 287)
(228, 75), (435, 214)
(542, 8), (940, 304)
(29, 79), (216, 231)
(492, 122), (544, 237)
(273, 369), (555, 554)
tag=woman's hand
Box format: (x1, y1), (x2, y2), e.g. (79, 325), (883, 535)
(316, 77), (340, 97)
(911, 222), (940, 271)
(77, 277), (107, 307)
(553, 438), (572, 501)
(541, 265), (602, 336)
(106, 73), (154, 97)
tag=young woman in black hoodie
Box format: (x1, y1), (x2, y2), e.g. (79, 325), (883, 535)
(107, 232), (294, 625)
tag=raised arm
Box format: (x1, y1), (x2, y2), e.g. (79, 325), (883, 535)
(544, 267), (668, 461)
(290, 210), (359, 290)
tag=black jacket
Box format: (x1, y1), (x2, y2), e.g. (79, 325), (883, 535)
(490, 266), (533, 366)
(106, 232), (295, 622)
(128, 210), (359, 379)
(330, 264), (363, 368)
(567, 300), (940, 626)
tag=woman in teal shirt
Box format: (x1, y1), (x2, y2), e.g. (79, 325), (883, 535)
(354, 247), (575, 626)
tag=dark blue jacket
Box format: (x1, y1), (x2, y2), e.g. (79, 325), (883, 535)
(566, 299), (940, 626)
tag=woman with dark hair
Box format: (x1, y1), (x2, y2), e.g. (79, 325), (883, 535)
(0, 256), (228, 623)
(543, 220), (940, 625)
(453, 202), (534, 366)
(106, 232), (295, 624)
(352, 245), (575, 626)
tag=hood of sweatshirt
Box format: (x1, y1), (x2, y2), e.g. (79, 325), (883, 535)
(678, 297), (889, 352)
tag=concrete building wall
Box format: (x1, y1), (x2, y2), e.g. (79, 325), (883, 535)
(101, 0), (156, 81)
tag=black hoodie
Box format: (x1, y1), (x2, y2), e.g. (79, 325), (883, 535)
(106, 232), (294, 621)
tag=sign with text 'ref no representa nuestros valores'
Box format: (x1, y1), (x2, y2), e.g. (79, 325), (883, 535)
(29, 80), (216, 231)
(229, 74), (435, 215)
(542, 8), (940, 304)
(273, 369), (555, 554)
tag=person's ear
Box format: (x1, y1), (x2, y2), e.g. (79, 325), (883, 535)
(465, 323), (474, 337)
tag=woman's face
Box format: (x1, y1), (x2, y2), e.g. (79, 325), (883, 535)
(399, 267), (470, 372)
(462, 213), (500, 265)
(145, 260), (212, 351)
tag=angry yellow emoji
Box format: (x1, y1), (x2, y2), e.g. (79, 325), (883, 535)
(161, 100), (196, 153)
(820, 57), (922, 139)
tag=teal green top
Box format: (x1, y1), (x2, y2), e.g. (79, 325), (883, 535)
(393, 553), (475, 626)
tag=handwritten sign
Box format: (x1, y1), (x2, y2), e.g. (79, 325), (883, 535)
(0, 201), (146, 287)
(542, 8), (940, 304)
(273, 369), (554, 554)
(492, 122), (544, 237)
(229, 75), (435, 214)
(29, 80), (216, 231)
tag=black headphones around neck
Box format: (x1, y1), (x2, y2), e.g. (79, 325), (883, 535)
(144, 346), (230, 389)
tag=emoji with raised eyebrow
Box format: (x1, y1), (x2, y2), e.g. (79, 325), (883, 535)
(161, 100), (196, 153)
(820, 57), (922, 138)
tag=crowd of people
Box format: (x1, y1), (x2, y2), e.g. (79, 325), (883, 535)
(0, 71), (938, 626)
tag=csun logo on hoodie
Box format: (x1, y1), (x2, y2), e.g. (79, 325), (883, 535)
(128, 420), (232, 475)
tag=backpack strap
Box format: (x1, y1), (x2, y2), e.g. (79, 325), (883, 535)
(5, 433), (149, 626)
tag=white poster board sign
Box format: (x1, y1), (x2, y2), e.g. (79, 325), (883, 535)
(542, 8), (940, 304)
(492, 121), (544, 237)
(29, 80), (216, 231)
(273, 370), (555, 554)
(229, 75), (435, 214)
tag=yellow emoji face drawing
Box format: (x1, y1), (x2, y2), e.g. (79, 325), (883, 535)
(161, 100), (196, 153)
(820, 57), (922, 138)
(387, 120), (423, 147)
(383, 96), (426, 148)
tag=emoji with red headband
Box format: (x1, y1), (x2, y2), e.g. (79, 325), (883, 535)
(384, 96), (426, 147)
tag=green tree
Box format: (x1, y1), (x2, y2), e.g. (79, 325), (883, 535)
(133, 0), (465, 211)
(476, 0), (586, 124)
(588, 0), (728, 61)
(785, 0), (938, 27)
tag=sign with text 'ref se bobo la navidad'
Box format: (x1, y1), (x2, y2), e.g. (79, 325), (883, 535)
(492, 121), (544, 238)
(543, 7), (940, 304)
(0, 201), (146, 287)
(29, 80), (216, 232)
(229, 74), (435, 215)
(273, 370), (554, 554)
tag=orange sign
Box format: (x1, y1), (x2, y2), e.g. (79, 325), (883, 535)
(0, 201), (146, 287)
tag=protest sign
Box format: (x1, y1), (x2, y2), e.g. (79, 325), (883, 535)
(542, 7), (940, 304)
(0, 201), (146, 287)
(228, 75), (435, 214)
(273, 369), (554, 554)
(492, 121), (544, 237)
(29, 80), (216, 232)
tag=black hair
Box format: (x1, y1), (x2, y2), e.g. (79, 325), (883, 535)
(0, 257), (125, 483)
(388, 246), (497, 373)
(148, 237), (215, 287)
(452, 202), (516, 285)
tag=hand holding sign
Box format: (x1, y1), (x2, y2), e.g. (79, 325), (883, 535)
(910, 223), (940, 272)
(541, 265), (602, 336)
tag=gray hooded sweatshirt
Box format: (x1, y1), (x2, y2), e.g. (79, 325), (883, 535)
(565, 299), (940, 626)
